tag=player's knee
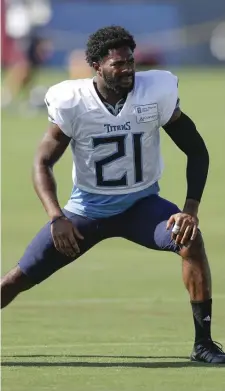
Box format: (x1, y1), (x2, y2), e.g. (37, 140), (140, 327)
(180, 230), (205, 259)
(1, 266), (35, 293)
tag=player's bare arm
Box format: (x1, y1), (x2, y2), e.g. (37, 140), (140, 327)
(33, 124), (83, 257)
(33, 123), (70, 219)
(163, 109), (209, 247)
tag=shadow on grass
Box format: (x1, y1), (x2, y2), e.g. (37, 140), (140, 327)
(2, 355), (224, 368)
(2, 354), (189, 360)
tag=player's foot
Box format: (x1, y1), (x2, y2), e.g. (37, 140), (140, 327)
(190, 339), (225, 364)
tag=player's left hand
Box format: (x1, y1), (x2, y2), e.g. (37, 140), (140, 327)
(166, 212), (199, 246)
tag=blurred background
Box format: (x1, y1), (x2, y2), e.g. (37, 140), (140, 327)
(1, 2), (225, 389)
(1, 0), (225, 109)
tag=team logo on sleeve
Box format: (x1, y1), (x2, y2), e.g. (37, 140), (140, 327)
(135, 103), (159, 124)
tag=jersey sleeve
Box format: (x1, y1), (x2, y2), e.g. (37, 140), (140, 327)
(158, 71), (179, 127)
(44, 82), (75, 137)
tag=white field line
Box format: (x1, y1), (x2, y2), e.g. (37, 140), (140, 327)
(2, 341), (225, 351)
(13, 294), (225, 306)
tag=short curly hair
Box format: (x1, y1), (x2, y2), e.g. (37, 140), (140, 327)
(85, 25), (136, 66)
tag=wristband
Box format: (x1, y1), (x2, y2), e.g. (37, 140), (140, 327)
(50, 215), (65, 225)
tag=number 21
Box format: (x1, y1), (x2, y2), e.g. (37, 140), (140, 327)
(93, 133), (143, 187)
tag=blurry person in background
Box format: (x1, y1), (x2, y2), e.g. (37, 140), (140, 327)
(1, 0), (53, 110)
(1, 34), (53, 110)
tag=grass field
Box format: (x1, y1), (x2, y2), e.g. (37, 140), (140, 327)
(1, 68), (225, 391)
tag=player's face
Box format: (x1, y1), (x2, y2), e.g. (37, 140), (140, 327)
(100, 47), (135, 93)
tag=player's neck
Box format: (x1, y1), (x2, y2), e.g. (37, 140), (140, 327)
(94, 78), (127, 106)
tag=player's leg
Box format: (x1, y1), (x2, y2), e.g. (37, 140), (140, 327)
(120, 195), (225, 363)
(1, 211), (103, 309)
(1, 267), (34, 309)
(122, 195), (211, 300)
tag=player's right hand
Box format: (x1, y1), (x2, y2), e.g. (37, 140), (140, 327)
(50, 217), (84, 258)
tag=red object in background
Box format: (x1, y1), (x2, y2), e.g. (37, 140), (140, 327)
(1, 0), (25, 66)
(135, 47), (163, 67)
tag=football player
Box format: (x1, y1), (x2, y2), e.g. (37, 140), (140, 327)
(1, 26), (224, 364)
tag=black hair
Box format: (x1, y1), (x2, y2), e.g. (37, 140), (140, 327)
(85, 25), (136, 66)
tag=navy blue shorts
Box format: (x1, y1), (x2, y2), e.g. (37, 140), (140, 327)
(18, 195), (181, 284)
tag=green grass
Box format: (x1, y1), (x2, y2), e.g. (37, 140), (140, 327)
(1, 68), (225, 391)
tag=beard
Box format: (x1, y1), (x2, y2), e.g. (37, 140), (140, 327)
(102, 71), (135, 94)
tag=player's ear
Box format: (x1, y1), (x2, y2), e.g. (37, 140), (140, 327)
(93, 62), (100, 74)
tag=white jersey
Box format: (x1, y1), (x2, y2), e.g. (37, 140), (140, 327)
(45, 70), (178, 195)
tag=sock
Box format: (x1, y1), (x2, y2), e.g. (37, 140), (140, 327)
(191, 298), (212, 343)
